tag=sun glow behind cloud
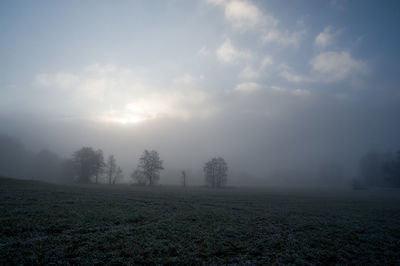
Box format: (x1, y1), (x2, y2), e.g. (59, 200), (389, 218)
(99, 97), (188, 125)
(20, 0), (377, 129)
(100, 113), (145, 125)
(2, 0), (400, 185)
(34, 64), (217, 125)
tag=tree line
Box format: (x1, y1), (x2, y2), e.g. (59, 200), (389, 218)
(0, 134), (72, 183)
(0, 134), (229, 187)
(72, 147), (228, 187)
(71, 147), (123, 184)
(4, 131), (399, 188)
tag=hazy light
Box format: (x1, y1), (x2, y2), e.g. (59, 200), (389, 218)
(102, 114), (145, 125)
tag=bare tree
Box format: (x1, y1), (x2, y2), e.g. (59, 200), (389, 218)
(182, 170), (187, 187)
(204, 157), (228, 188)
(94, 149), (105, 184)
(136, 150), (164, 186)
(113, 167), (123, 185)
(106, 155), (117, 185)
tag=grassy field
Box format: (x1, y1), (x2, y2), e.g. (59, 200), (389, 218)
(0, 177), (399, 265)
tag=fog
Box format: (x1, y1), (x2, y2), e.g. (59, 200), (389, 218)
(1, 0), (400, 187)
(1, 97), (399, 187)
(3, 3), (400, 265)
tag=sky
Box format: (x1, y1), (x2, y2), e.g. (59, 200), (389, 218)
(1, 0), (400, 185)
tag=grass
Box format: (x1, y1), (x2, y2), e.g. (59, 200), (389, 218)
(0, 177), (399, 265)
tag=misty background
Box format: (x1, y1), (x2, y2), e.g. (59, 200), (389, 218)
(1, 0), (400, 187)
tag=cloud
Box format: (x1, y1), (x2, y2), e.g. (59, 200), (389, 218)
(266, 85), (310, 96)
(292, 88), (311, 96)
(84, 64), (119, 75)
(207, 0), (304, 47)
(99, 89), (216, 124)
(235, 82), (261, 93)
(34, 64), (216, 123)
(35, 64), (151, 101)
(35, 72), (80, 91)
(261, 56), (273, 69)
(238, 57), (274, 79)
(280, 69), (310, 83)
(262, 29), (305, 48)
(310, 51), (368, 83)
(270, 85), (288, 92)
(314, 26), (339, 49)
(207, 0), (277, 31)
(205, 0), (227, 6)
(239, 65), (259, 79)
(224, 0), (278, 31)
(280, 51), (369, 85)
(216, 39), (251, 63)
(196, 46), (210, 57)
(172, 74), (204, 86)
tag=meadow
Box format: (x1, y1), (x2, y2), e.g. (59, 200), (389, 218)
(0, 177), (399, 265)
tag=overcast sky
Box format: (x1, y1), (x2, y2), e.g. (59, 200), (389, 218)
(1, 0), (400, 184)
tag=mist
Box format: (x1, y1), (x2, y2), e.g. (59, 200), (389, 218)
(1, 0), (399, 187)
(1, 0), (400, 188)
(2, 1), (400, 264)
(1, 94), (399, 187)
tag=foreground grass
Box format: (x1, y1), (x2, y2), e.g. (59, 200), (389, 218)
(0, 177), (399, 264)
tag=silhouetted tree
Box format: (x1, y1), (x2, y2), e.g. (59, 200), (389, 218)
(131, 168), (147, 185)
(135, 150), (164, 186)
(94, 149), (105, 184)
(182, 170), (187, 187)
(113, 167), (123, 184)
(106, 155), (117, 185)
(204, 157), (228, 188)
(71, 147), (103, 183)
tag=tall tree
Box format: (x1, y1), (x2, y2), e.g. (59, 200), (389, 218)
(106, 155), (117, 185)
(113, 167), (123, 185)
(71, 147), (103, 183)
(131, 168), (147, 185)
(204, 157), (228, 188)
(136, 150), (164, 186)
(94, 149), (105, 184)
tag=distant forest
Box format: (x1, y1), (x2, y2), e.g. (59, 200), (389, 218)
(0, 133), (399, 188)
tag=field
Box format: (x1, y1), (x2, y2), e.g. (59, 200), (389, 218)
(0, 177), (399, 265)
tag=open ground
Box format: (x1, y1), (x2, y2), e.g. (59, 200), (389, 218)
(0, 177), (399, 264)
